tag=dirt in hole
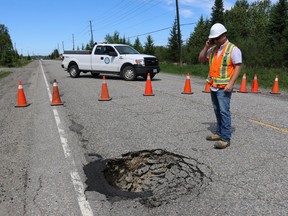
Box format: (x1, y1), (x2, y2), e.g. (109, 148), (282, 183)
(84, 149), (213, 208)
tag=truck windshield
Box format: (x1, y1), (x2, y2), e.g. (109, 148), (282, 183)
(115, 46), (140, 54)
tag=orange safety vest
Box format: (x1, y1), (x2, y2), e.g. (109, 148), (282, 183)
(207, 42), (235, 88)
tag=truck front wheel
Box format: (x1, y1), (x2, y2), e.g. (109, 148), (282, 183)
(122, 65), (136, 81)
(68, 65), (80, 78)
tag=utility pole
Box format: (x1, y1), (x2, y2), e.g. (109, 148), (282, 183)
(175, 0), (182, 67)
(62, 41), (65, 53)
(72, 34), (75, 50)
(89, 20), (94, 46)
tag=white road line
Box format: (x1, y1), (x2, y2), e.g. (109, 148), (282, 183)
(39, 61), (94, 216)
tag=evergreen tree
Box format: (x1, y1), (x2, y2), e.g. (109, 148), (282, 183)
(267, 0), (287, 44)
(154, 46), (168, 62)
(122, 35), (126, 44)
(144, 35), (155, 55)
(243, 0), (271, 66)
(104, 31), (128, 44)
(224, 0), (250, 41)
(85, 43), (91, 50)
(49, 49), (59, 59)
(105, 31), (121, 43)
(267, 0), (288, 66)
(0, 24), (14, 66)
(133, 37), (143, 53)
(167, 18), (181, 63)
(185, 16), (210, 64)
(211, 0), (224, 24)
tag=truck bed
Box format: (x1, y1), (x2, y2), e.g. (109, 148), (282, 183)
(63, 50), (91, 55)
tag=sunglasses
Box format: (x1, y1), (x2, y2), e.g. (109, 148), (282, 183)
(213, 34), (223, 41)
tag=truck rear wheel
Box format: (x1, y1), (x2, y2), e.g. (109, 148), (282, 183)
(122, 65), (136, 81)
(68, 65), (80, 78)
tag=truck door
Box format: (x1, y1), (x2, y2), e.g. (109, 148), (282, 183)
(91, 45), (120, 72)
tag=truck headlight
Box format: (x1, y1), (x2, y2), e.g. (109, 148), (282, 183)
(135, 59), (145, 66)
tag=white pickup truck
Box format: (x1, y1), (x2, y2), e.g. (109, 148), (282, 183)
(61, 43), (160, 81)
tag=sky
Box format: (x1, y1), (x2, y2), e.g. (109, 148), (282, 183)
(1, 0), (277, 56)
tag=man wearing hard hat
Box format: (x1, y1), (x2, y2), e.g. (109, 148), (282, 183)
(199, 23), (242, 149)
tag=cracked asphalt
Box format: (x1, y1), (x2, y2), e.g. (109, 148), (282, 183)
(0, 60), (288, 216)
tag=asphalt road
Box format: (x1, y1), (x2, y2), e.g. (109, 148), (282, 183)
(0, 60), (288, 216)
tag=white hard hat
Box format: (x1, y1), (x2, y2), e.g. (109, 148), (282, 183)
(208, 23), (227, 39)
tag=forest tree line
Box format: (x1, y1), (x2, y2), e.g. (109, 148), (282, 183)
(105, 0), (288, 68)
(1, 0), (287, 68)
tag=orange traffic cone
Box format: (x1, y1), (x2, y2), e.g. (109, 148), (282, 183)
(143, 73), (154, 96)
(98, 76), (112, 101)
(238, 73), (248, 93)
(182, 73), (193, 94)
(270, 75), (280, 94)
(15, 81), (30, 107)
(251, 74), (260, 93)
(51, 79), (64, 106)
(202, 82), (211, 93)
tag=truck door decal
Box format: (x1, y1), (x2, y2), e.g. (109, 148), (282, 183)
(104, 57), (110, 64)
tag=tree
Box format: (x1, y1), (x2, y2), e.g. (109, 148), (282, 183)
(144, 35), (155, 55)
(224, 0), (250, 41)
(133, 37), (143, 53)
(185, 16), (210, 64)
(105, 31), (127, 44)
(266, 0), (288, 66)
(85, 43), (91, 50)
(167, 18), (181, 63)
(211, 0), (224, 24)
(105, 31), (120, 43)
(154, 46), (169, 62)
(0, 24), (14, 66)
(243, 0), (271, 66)
(267, 0), (287, 43)
(49, 49), (59, 59)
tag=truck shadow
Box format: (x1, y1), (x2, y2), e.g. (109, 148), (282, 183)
(68, 74), (162, 82)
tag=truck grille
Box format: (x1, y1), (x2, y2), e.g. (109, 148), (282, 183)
(144, 57), (158, 67)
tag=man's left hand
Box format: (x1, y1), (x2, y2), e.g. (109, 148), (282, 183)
(224, 84), (233, 92)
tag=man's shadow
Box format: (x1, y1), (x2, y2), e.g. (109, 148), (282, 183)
(202, 122), (236, 134)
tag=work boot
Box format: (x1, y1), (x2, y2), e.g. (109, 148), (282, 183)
(214, 140), (230, 149)
(206, 134), (221, 141)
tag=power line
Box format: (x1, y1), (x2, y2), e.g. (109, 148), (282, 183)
(127, 22), (197, 39)
(100, 1), (162, 31)
(128, 27), (171, 39)
(92, 0), (163, 33)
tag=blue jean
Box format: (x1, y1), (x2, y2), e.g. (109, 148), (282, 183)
(210, 89), (232, 141)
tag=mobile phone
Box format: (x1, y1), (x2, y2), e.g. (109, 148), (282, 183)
(209, 39), (214, 44)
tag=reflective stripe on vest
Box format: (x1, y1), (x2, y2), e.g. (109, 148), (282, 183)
(209, 42), (235, 85)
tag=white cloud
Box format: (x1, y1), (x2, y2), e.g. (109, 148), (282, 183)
(181, 8), (193, 18)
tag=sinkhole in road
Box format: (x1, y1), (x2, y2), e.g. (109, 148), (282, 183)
(84, 149), (213, 207)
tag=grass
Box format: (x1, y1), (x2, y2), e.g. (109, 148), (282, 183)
(0, 71), (12, 79)
(160, 62), (288, 91)
(0, 59), (32, 80)
(10, 59), (32, 67)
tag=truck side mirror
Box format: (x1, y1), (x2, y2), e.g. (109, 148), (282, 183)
(108, 51), (117, 57)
